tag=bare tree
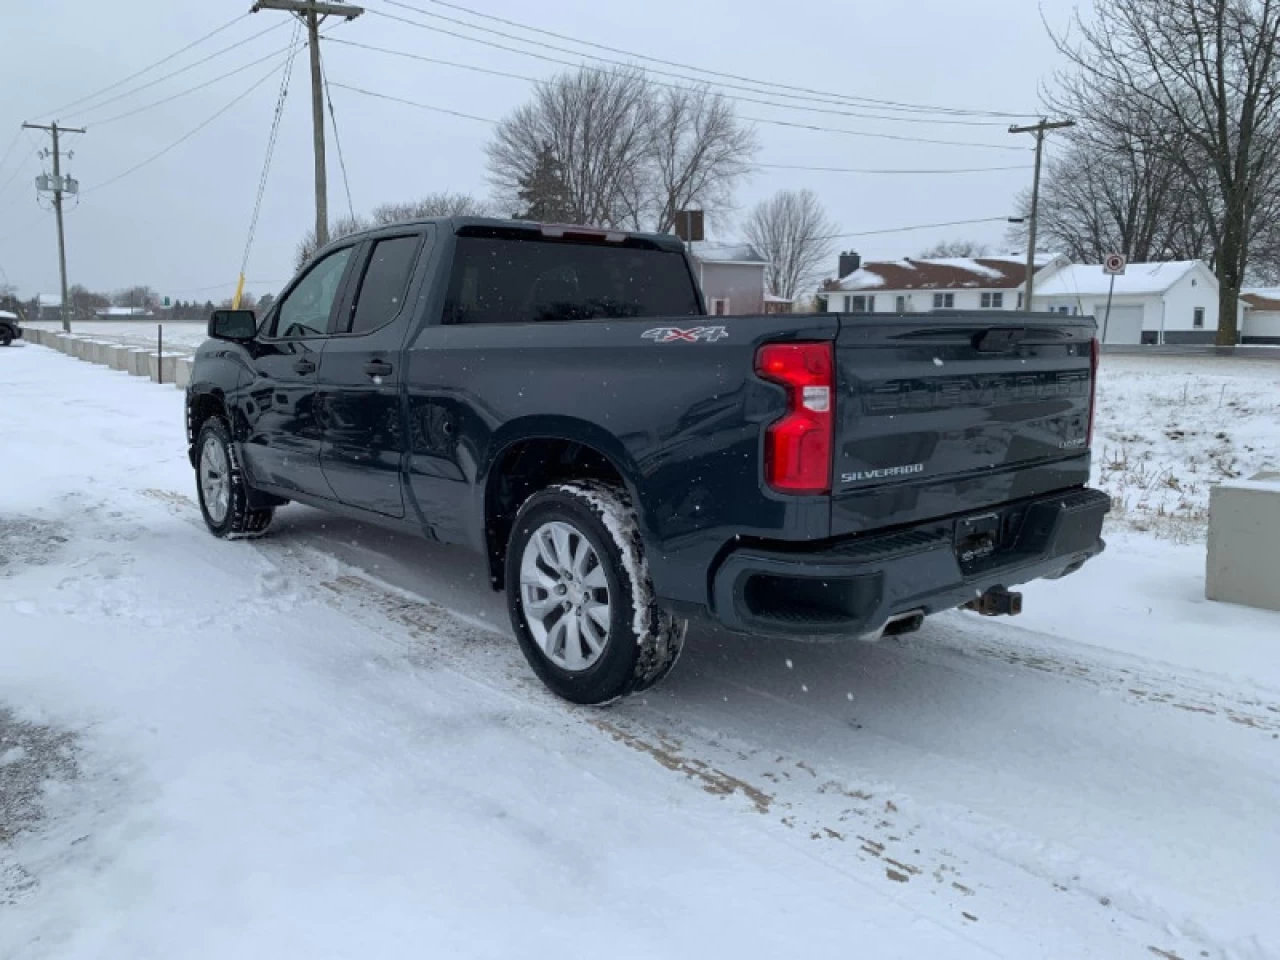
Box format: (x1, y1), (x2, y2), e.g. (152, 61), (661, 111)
(1050, 0), (1280, 343)
(917, 239), (991, 259)
(487, 66), (756, 231)
(647, 85), (757, 233)
(372, 191), (492, 224)
(111, 286), (160, 311)
(294, 213), (369, 271)
(744, 189), (836, 300)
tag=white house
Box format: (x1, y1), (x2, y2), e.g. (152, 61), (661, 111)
(821, 251), (1067, 314)
(1242, 290), (1280, 345)
(1031, 260), (1224, 344)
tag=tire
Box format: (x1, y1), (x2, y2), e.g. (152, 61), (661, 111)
(194, 417), (274, 539)
(505, 481), (686, 705)
(0, 329), (12, 347)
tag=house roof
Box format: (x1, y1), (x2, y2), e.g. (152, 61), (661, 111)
(1034, 260), (1203, 298)
(1242, 290), (1280, 311)
(688, 241), (767, 265)
(763, 292), (793, 303)
(825, 253), (1056, 292)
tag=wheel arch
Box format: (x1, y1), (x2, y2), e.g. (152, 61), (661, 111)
(480, 418), (646, 591)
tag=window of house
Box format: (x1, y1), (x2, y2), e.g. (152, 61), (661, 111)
(932, 292), (955, 309)
(344, 236), (421, 334)
(1194, 307), (1205, 328)
(710, 298), (730, 316)
(851, 294), (875, 312)
(843, 295), (852, 311)
(1017, 292), (1024, 309)
(980, 292), (1004, 309)
(895, 295), (906, 312)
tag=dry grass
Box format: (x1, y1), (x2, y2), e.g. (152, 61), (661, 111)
(1091, 358), (1280, 543)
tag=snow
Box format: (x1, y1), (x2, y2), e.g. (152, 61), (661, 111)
(832, 266), (886, 290)
(1035, 261), (1201, 297)
(1091, 354), (1280, 541)
(0, 310), (16, 320)
(3, 344), (1280, 959)
(24, 320), (208, 354)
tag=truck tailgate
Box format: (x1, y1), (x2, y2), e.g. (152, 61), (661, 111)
(832, 315), (1096, 536)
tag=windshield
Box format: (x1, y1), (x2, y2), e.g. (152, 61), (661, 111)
(443, 235), (701, 325)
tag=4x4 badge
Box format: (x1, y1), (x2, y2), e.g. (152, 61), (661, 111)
(642, 325), (729, 343)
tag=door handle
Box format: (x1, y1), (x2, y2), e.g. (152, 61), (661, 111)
(293, 357), (317, 375)
(364, 359), (394, 379)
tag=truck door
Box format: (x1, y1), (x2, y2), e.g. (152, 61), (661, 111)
(240, 243), (357, 500)
(316, 228), (430, 518)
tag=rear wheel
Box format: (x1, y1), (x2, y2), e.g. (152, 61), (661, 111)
(505, 482), (685, 705)
(0, 329), (12, 347)
(195, 418), (274, 539)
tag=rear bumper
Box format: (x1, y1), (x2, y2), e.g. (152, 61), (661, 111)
(710, 487), (1110, 639)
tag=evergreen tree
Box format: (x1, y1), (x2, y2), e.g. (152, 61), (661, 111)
(514, 142), (572, 222)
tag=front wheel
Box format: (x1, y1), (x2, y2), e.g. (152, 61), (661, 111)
(505, 482), (685, 705)
(0, 329), (12, 347)
(195, 418), (274, 539)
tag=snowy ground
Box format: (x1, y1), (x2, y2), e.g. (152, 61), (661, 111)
(2, 343), (1279, 959)
(1092, 355), (1280, 541)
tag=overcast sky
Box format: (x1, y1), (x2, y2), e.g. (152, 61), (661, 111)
(0, 0), (1086, 303)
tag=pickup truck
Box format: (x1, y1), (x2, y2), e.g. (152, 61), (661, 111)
(187, 217), (1109, 704)
(0, 310), (22, 347)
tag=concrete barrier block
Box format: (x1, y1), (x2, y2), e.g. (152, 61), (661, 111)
(147, 352), (180, 384)
(91, 341), (114, 365)
(1207, 472), (1280, 612)
(126, 349), (152, 377)
(174, 357), (193, 389)
(106, 345), (131, 371)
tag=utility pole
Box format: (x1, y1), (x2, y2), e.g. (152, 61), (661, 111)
(23, 121), (85, 333)
(251, 0), (362, 249)
(1009, 118), (1074, 309)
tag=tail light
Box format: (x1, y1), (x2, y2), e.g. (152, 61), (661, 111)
(1087, 337), (1099, 446)
(755, 342), (834, 494)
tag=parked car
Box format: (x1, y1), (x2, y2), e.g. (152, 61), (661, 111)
(186, 217), (1110, 704)
(0, 311), (22, 346)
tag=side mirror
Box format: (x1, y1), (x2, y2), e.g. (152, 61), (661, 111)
(209, 309), (257, 342)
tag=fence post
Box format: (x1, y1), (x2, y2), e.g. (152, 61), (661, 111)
(157, 324), (163, 384)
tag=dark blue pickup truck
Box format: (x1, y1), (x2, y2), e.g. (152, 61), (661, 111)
(187, 217), (1109, 704)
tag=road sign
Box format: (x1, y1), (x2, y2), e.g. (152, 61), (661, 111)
(1103, 253), (1127, 275)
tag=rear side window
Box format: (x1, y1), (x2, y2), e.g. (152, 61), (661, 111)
(346, 236), (421, 334)
(443, 236), (700, 324)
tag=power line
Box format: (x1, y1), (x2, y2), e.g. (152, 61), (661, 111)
(241, 22), (305, 278)
(695, 216), (1013, 248)
(83, 62), (287, 196)
(0, 145), (39, 209)
(379, 0), (1033, 120)
(363, 8), (1017, 131)
(755, 162), (1028, 175)
(328, 36), (1027, 153)
(318, 42), (356, 220)
(0, 130), (22, 181)
(92, 40), (304, 127)
(329, 82), (496, 124)
(36, 13), (252, 119)
(69, 21), (289, 123)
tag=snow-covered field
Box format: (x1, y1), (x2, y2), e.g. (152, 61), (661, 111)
(23, 320), (209, 354)
(2, 343), (1279, 959)
(1092, 355), (1280, 541)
